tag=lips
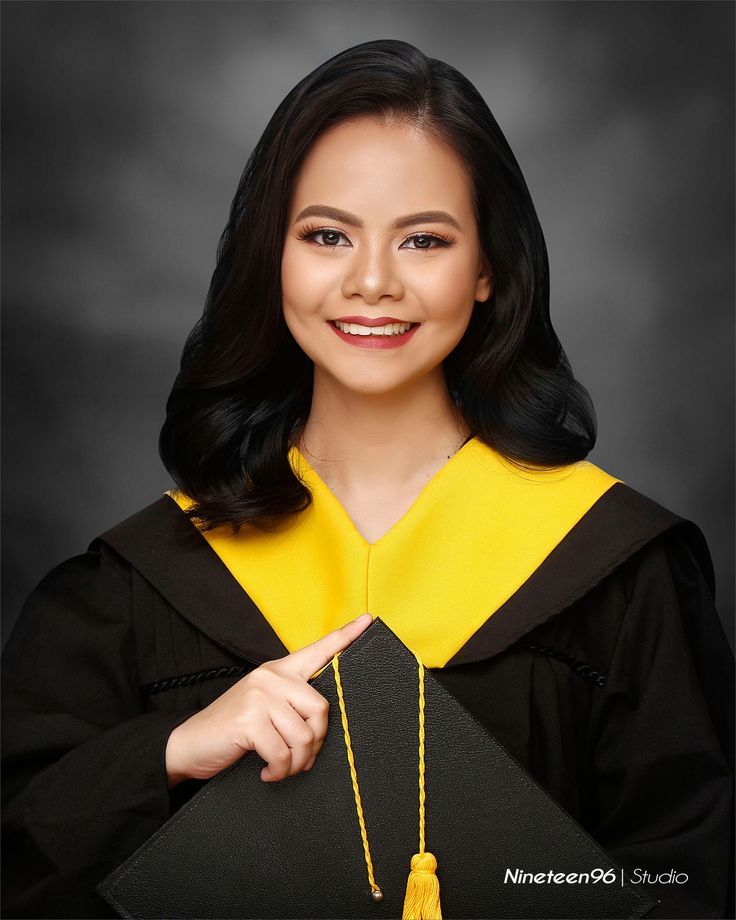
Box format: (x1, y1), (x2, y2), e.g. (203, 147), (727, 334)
(332, 316), (415, 327)
(328, 319), (420, 349)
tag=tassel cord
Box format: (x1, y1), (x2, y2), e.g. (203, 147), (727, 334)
(331, 648), (443, 919)
(332, 653), (382, 899)
(402, 651), (442, 920)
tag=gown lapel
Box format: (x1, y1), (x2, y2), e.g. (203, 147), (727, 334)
(92, 480), (707, 670)
(93, 496), (289, 666)
(445, 481), (712, 665)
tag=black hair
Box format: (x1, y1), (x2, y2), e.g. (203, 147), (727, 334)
(159, 38), (597, 534)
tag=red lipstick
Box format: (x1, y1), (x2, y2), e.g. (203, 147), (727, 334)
(333, 315), (412, 327)
(328, 317), (420, 350)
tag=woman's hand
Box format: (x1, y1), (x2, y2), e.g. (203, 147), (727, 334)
(165, 613), (373, 788)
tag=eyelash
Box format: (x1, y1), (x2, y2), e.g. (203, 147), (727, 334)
(296, 223), (456, 250)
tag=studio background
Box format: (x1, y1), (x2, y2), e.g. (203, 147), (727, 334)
(2, 1), (734, 650)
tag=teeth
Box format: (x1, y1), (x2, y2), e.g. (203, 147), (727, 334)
(334, 321), (413, 336)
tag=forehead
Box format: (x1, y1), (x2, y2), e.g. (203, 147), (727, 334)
(288, 116), (474, 220)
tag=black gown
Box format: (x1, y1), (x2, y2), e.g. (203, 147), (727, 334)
(2, 480), (733, 919)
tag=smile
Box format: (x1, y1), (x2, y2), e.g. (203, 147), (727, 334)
(334, 320), (413, 336)
(328, 320), (420, 349)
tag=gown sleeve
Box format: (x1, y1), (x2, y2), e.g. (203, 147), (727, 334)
(1, 544), (199, 919)
(586, 529), (734, 919)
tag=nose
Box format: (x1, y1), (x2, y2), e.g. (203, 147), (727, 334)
(341, 239), (404, 304)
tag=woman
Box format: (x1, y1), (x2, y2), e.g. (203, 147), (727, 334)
(2, 39), (733, 919)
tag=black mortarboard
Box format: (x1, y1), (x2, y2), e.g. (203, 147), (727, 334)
(96, 618), (658, 919)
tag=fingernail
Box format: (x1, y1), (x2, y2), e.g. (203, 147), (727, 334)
(353, 613), (373, 623)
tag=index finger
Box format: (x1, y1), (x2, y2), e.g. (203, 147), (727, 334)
(282, 614), (374, 681)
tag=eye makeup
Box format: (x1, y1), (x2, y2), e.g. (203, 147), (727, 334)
(296, 223), (456, 250)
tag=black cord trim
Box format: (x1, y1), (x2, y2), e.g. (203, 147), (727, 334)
(141, 665), (250, 696)
(141, 644), (607, 695)
(518, 642), (607, 687)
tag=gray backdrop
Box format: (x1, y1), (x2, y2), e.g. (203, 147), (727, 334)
(2, 1), (734, 650)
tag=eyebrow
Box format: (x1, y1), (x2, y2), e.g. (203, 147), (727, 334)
(294, 205), (463, 233)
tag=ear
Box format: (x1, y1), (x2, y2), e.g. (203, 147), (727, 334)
(475, 255), (493, 303)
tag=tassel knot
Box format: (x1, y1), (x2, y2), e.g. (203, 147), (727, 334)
(402, 850), (442, 919)
(410, 852), (437, 874)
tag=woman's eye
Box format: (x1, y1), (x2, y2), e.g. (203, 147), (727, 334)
(300, 228), (349, 248)
(401, 233), (450, 250)
(314, 229), (348, 247)
(299, 228), (452, 250)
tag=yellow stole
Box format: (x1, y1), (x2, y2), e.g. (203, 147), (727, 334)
(167, 437), (621, 667)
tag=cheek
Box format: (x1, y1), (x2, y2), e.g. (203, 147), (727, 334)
(281, 251), (320, 332)
(416, 256), (479, 325)
(281, 243), (336, 306)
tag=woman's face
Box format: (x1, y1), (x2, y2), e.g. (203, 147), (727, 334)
(281, 115), (492, 396)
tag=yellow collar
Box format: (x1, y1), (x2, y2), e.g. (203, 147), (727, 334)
(168, 438), (621, 667)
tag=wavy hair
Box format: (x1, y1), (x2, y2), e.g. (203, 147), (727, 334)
(160, 38), (597, 534)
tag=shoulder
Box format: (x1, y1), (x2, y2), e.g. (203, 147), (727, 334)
(574, 476), (720, 654)
(519, 474), (715, 642)
(471, 439), (714, 592)
(3, 497), (182, 662)
(510, 470), (724, 673)
(593, 509), (715, 614)
(581, 505), (732, 728)
(92, 493), (186, 548)
(1, 544), (136, 685)
(90, 493), (200, 568)
(564, 465), (716, 602)
(631, 494), (715, 602)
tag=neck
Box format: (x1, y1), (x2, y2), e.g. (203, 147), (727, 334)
(295, 367), (472, 490)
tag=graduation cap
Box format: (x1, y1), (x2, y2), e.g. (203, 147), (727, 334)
(96, 618), (658, 919)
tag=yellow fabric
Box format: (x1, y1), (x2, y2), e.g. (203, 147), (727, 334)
(166, 438), (622, 667)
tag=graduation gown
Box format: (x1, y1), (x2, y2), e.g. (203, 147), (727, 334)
(2, 438), (733, 919)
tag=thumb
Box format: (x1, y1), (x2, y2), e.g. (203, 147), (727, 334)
(285, 614), (374, 681)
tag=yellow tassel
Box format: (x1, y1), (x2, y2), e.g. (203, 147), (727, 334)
(402, 851), (442, 919)
(333, 646), (443, 916)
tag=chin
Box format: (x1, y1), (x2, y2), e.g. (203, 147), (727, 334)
(337, 378), (403, 395)
(319, 366), (411, 395)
